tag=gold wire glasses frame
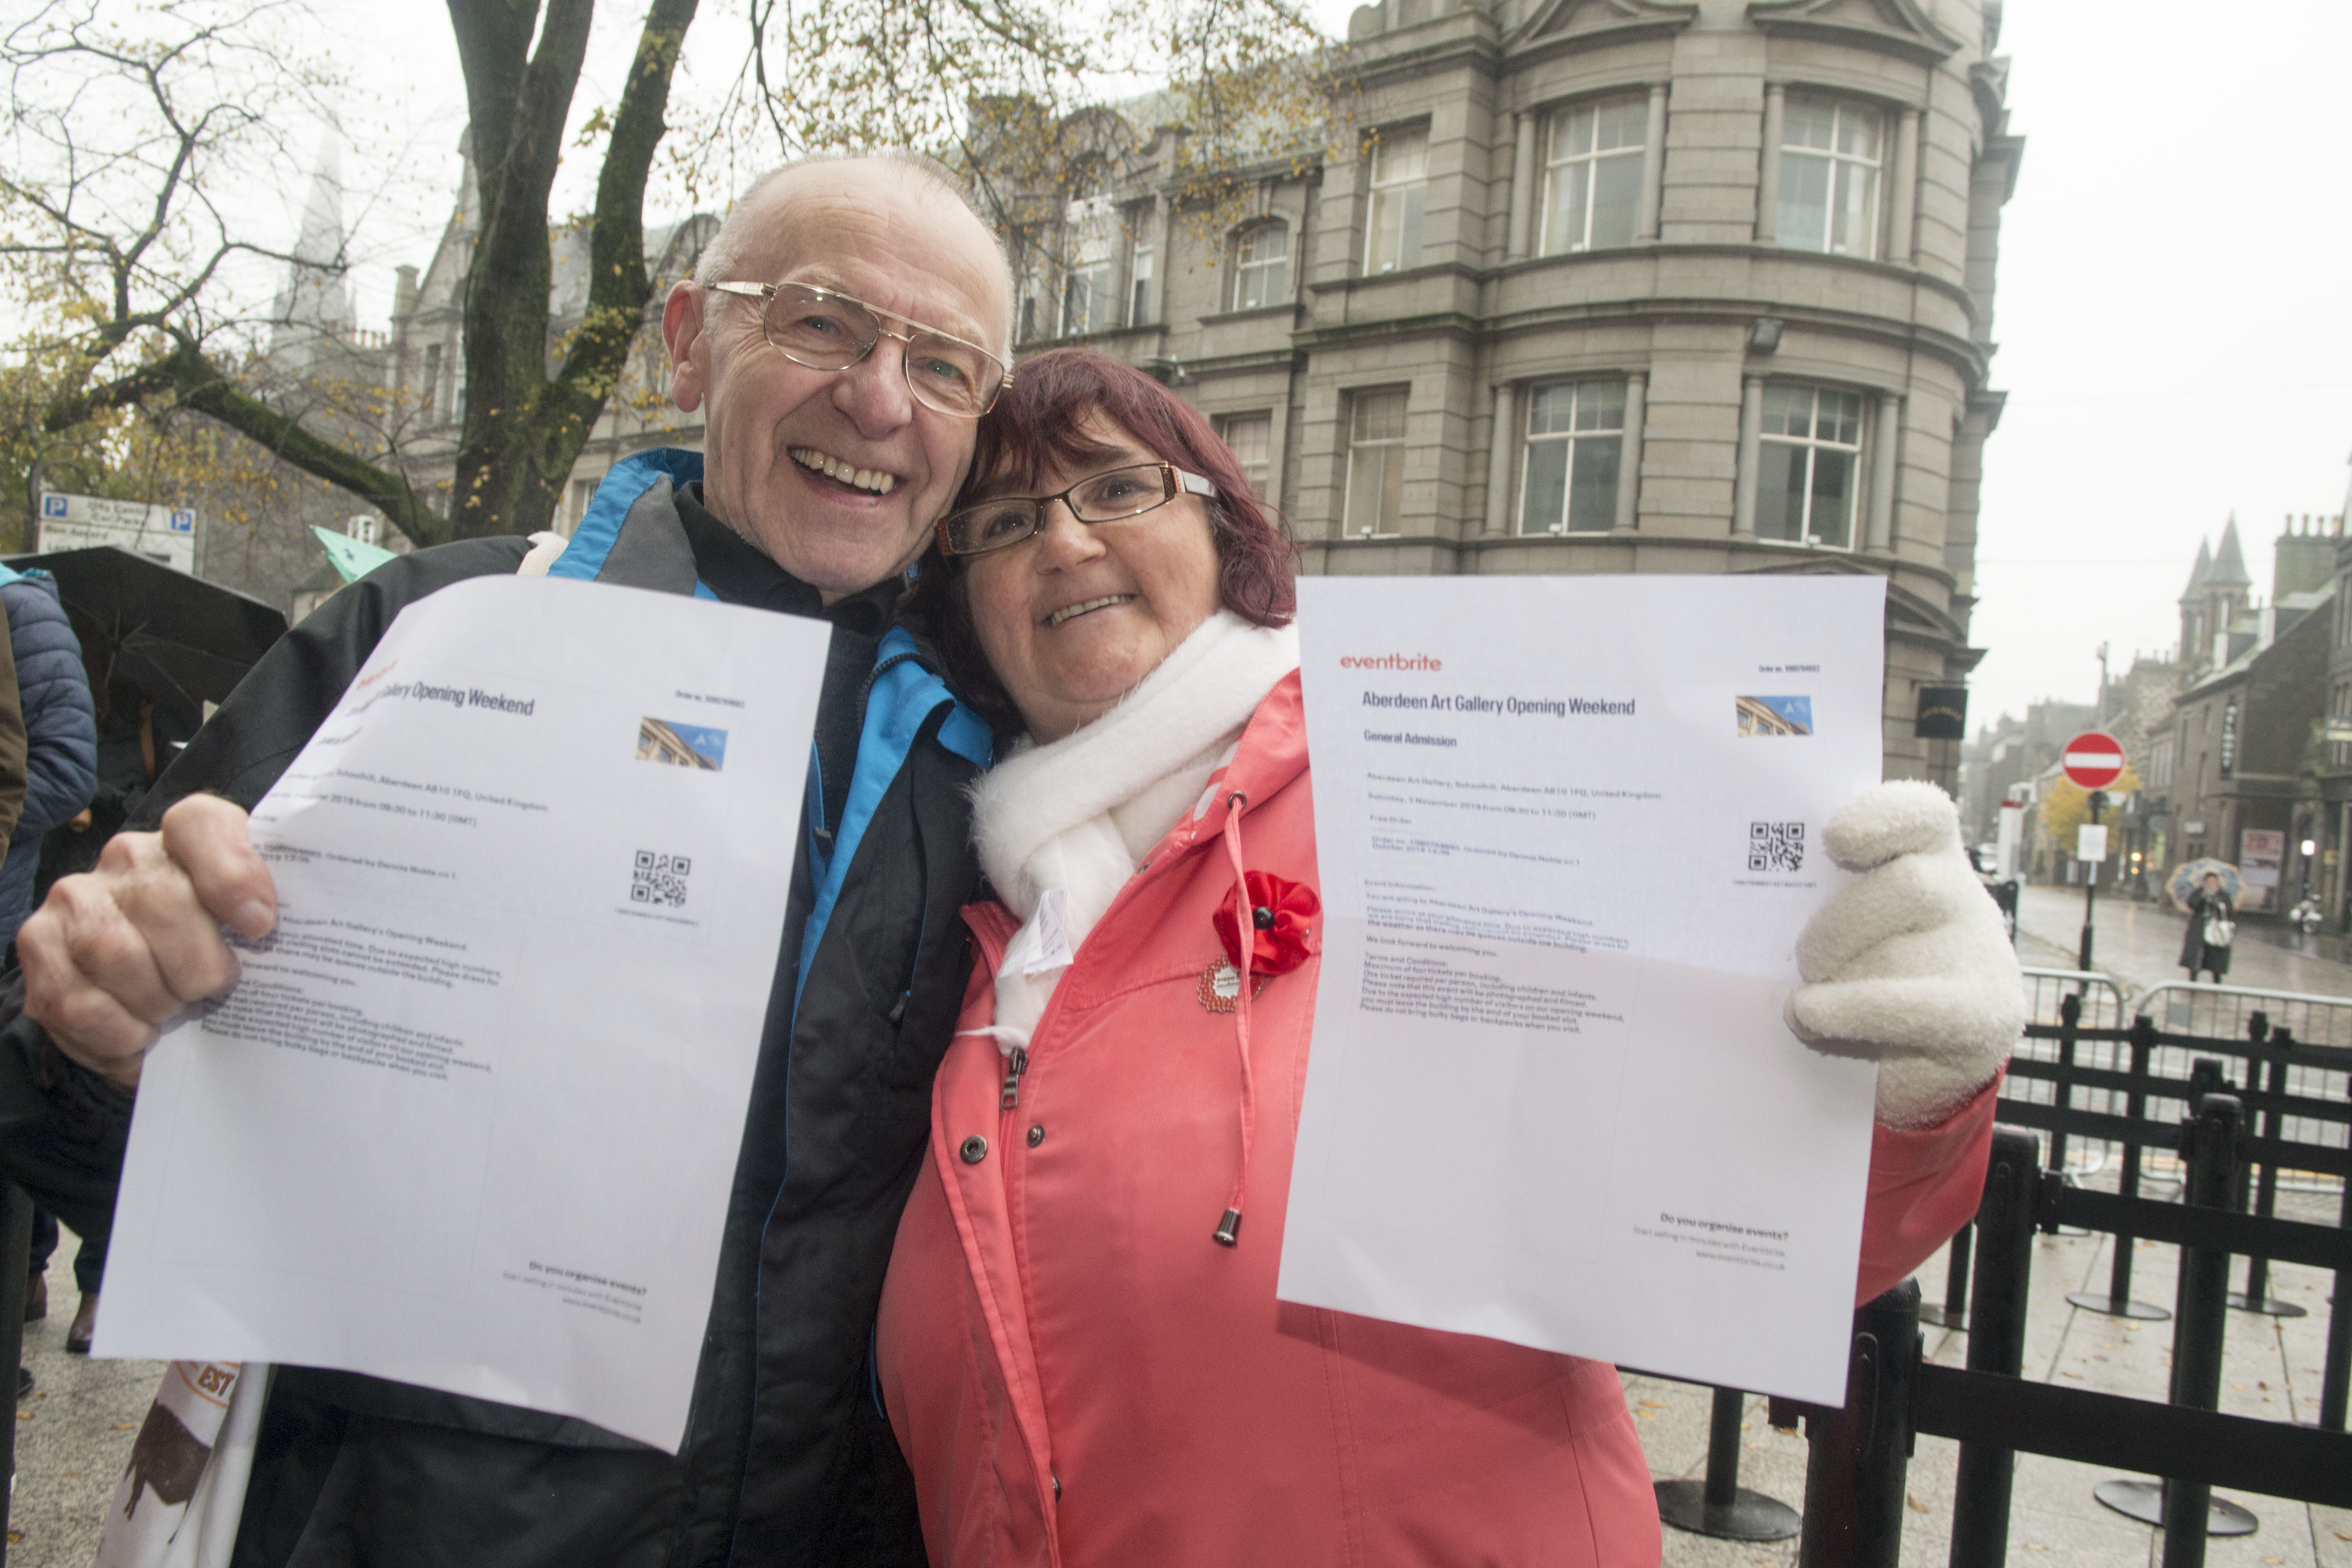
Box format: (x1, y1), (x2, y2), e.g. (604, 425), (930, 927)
(936, 462), (1220, 557)
(706, 281), (1012, 418)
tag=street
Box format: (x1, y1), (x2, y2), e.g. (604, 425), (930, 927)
(2015, 883), (2352, 1001)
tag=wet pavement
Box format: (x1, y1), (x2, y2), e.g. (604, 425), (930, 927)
(9, 1238), (159, 1567)
(2015, 883), (2352, 1001)
(1645, 1198), (2352, 1567)
(1650, 884), (2352, 1566)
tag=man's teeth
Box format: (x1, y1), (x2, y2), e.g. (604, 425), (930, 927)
(1047, 594), (1135, 627)
(788, 448), (898, 494)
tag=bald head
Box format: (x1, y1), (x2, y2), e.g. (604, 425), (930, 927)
(661, 153), (1016, 601)
(695, 155), (1014, 358)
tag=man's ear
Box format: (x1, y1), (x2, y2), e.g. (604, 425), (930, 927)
(663, 281), (707, 414)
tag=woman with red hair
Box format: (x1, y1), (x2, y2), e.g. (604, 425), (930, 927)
(879, 347), (2017, 1565)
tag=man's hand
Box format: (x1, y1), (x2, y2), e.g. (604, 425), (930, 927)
(19, 795), (277, 1090)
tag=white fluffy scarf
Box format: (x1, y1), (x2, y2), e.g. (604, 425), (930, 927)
(970, 610), (1300, 1052)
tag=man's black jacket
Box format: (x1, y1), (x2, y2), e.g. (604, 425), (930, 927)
(0, 485), (980, 1566)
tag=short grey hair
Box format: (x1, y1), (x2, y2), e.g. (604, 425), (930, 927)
(692, 152), (1014, 355)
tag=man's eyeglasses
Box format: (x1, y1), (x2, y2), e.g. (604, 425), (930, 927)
(936, 463), (1219, 557)
(706, 281), (1011, 419)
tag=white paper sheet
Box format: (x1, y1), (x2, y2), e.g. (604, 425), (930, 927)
(1277, 574), (1888, 1404)
(100, 575), (829, 1452)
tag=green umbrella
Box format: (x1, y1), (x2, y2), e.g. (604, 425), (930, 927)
(312, 525), (398, 584)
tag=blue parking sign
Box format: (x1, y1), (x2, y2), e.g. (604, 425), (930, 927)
(40, 495), (65, 519)
(169, 510), (195, 533)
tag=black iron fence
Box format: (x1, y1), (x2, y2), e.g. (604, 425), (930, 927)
(1661, 999), (2352, 1565)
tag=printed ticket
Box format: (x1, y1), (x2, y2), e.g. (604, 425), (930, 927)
(102, 576), (828, 1451)
(1278, 574), (1887, 1404)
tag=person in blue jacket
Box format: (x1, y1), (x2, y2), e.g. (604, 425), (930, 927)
(0, 565), (99, 1351)
(0, 567), (97, 947)
(3, 155), (1007, 1566)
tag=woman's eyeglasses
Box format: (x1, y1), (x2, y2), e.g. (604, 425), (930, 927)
(705, 281), (1010, 418)
(936, 463), (1220, 557)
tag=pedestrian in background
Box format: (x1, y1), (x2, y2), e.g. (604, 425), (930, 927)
(0, 564), (100, 1351)
(2181, 870), (2235, 983)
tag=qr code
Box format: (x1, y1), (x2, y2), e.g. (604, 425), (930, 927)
(632, 850), (691, 908)
(1749, 821), (1805, 873)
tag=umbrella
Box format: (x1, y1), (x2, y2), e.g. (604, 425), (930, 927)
(2167, 858), (2244, 912)
(2, 545), (289, 717)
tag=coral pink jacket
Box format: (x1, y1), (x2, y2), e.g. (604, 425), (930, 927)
(877, 674), (1998, 1568)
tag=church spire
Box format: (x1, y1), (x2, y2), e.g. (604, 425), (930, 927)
(268, 135), (355, 360)
(2179, 537), (2211, 601)
(2206, 513), (2252, 588)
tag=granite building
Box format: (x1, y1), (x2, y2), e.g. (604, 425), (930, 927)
(1006, 0), (2023, 787)
(2148, 516), (2340, 914)
(265, 0), (2026, 797)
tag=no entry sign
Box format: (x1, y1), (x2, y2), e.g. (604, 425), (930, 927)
(2061, 730), (2126, 791)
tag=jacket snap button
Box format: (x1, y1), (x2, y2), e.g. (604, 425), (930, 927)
(959, 1135), (988, 1164)
(1027, 1125), (1045, 1147)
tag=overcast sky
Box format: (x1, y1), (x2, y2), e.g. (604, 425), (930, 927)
(318, 1), (2352, 745)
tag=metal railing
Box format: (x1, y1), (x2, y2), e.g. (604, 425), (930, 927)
(2136, 983), (2352, 1166)
(2009, 969), (2134, 1176)
(2018, 966), (2130, 1029)
(2005, 973), (2352, 1187)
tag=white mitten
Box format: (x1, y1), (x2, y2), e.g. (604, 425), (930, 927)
(1786, 781), (2022, 1128)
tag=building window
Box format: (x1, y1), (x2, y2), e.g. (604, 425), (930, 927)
(1757, 385), (1862, 548)
(1059, 196), (1115, 338)
(1540, 96), (1645, 255)
(421, 343), (444, 420)
(1128, 228), (1155, 327)
(1364, 127), (1429, 275)
(1519, 380), (1624, 535)
(1343, 389), (1408, 536)
(1777, 95), (1882, 258)
(1232, 222), (1290, 311)
(1218, 412), (1273, 499)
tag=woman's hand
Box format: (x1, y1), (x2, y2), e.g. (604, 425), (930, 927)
(1785, 781), (2023, 1127)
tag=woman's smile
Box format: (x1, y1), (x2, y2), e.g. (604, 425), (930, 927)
(1044, 593), (1137, 628)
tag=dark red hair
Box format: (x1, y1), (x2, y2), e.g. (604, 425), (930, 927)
(906, 347), (1298, 735)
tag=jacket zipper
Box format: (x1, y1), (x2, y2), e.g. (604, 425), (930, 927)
(1000, 1045), (1029, 1109)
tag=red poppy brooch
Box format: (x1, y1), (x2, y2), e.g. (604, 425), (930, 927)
(1200, 872), (1321, 1012)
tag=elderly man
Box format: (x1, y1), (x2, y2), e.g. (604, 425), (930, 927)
(0, 155), (1007, 1567)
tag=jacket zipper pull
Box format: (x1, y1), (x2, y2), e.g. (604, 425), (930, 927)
(1000, 1046), (1029, 1110)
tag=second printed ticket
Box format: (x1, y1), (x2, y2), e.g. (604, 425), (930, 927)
(1277, 573), (1889, 1404)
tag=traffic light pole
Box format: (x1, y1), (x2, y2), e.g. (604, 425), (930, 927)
(2078, 791), (2106, 972)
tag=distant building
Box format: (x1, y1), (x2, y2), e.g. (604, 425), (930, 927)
(1959, 698), (2091, 849)
(383, 136), (716, 542)
(250, 0), (2033, 730)
(2159, 514), (2341, 913)
(997, 0), (2024, 790)
(225, 136), (715, 619)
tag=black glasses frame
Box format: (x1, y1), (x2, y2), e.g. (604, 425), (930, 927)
(935, 462), (1221, 557)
